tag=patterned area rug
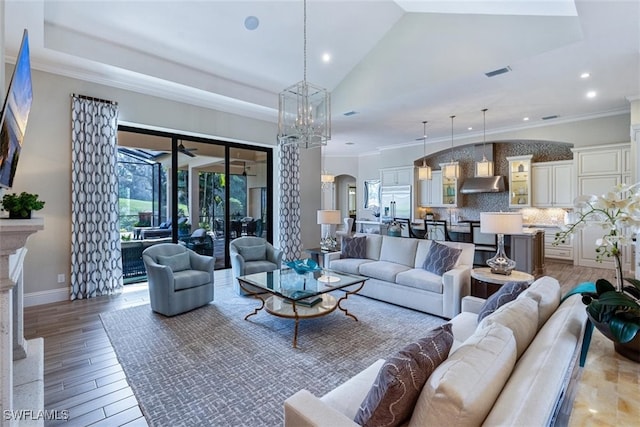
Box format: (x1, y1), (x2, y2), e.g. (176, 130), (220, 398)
(101, 283), (446, 426)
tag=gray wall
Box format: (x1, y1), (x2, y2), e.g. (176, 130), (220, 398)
(4, 66), (321, 298)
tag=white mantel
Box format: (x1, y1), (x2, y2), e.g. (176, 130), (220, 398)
(0, 217), (44, 426)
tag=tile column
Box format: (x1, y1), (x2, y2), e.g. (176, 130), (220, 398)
(0, 218), (44, 426)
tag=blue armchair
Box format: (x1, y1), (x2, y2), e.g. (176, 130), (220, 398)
(230, 236), (283, 295)
(142, 243), (215, 316)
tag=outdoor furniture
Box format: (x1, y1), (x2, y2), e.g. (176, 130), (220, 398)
(230, 236), (283, 296)
(142, 243), (215, 316)
(181, 228), (214, 256)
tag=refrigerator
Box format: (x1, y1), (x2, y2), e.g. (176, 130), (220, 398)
(380, 185), (412, 220)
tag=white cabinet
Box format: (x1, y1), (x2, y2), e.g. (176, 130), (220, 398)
(418, 171), (458, 207)
(544, 227), (574, 261)
(507, 155), (533, 208)
(381, 166), (415, 186)
(532, 160), (574, 207)
(572, 143), (631, 270)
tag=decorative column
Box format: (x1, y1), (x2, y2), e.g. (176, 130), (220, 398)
(0, 218), (44, 425)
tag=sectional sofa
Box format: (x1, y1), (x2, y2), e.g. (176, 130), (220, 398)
(284, 276), (587, 426)
(326, 233), (475, 319)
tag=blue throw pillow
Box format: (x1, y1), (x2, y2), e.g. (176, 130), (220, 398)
(341, 236), (366, 259)
(156, 252), (191, 272)
(239, 245), (266, 261)
(477, 281), (530, 323)
(422, 241), (462, 276)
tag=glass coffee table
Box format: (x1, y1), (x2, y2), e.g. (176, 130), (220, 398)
(237, 268), (368, 348)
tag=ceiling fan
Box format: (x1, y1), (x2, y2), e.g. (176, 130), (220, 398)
(178, 141), (197, 157)
(241, 161), (256, 177)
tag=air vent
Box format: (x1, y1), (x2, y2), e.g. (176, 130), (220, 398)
(542, 115), (559, 120)
(343, 110), (358, 116)
(485, 66), (511, 77)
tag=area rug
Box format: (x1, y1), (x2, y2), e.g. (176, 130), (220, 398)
(100, 283), (446, 426)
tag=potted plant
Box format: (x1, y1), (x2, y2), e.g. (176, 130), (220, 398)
(1, 192), (45, 219)
(554, 182), (640, 362)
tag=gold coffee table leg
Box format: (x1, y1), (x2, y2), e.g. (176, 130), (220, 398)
(239, 281), (266, 320)
(292, 303), (300, 348)
(337, 281), (365, 321)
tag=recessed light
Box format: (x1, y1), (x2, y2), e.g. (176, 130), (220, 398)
(580, 72), (590, 79)
(322, 53), (331, 63)
(244, 16), (259, 31)
(523, 117), (529, 121)
(468, 127), (473, 131)
(586, 90), (597, 98)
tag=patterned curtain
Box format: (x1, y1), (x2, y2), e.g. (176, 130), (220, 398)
(278, 143), (303, 262)
(70, 95), (123, 300)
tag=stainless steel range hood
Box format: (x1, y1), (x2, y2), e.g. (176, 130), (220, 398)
(459, 176), (507, 194)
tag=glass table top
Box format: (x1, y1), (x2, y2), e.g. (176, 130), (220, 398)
(237, 268), (368, 301)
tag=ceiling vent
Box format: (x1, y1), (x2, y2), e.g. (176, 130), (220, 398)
(542, 115), (559, 120)
(343, 111), (358, 116)
(485, 66), (511, 77)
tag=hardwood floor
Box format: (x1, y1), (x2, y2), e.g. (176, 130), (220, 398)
(24, 263), (619, 426)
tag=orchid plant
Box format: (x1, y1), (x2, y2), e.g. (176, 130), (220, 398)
(554, 182), (640, 343)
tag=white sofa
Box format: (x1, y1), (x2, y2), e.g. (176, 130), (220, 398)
(326, 234), (475, 319)
(284, 276), (588, 427)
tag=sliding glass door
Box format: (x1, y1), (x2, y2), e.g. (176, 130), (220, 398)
(116, 127), (273, 280)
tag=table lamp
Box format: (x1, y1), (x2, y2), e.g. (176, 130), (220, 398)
(317, 210), (342, 251)
(480, 212), (523, 275)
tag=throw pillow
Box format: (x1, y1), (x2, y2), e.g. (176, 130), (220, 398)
(238, 245), (266, 261)
(156, 252), (191, 272)
(422, 242), (462, 276)
(354, 323), (453, 427)
(341, 235), (366, 259)
(477, 281), (530, 323)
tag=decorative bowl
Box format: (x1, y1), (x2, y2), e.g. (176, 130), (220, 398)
(286, 259), (321, 274)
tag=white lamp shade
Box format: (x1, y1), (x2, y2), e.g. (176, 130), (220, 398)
(480, 212), (523, 234)
(418, 165), (432, 180)
(475, 159), (494, 177)
(441, 162), (460, 180)
(321, 173), (335, 183)
(317, 210), (342, 225)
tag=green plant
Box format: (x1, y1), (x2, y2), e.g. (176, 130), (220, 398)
(554, 182), (640, 343)
(1, 192), (45, 218)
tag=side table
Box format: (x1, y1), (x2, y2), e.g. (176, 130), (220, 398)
(470, 267), (534, 299)
(304, 247), (340, 269)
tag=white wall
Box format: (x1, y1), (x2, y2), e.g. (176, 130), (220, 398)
(8, 67), (310, 299)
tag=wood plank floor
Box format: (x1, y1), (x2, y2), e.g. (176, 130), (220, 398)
(24, 263), (618, 426)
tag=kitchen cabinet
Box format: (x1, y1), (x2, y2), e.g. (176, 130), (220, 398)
(544, 227), (574, 261)
(571, 143), (632, 270)
(418, 171), (458, 207)
(381, 166), (415, 186)
(531, 160), (574, 207)
(507, 155), (532, 208)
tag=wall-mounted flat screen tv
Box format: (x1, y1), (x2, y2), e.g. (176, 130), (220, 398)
(0, 29), (33, 189)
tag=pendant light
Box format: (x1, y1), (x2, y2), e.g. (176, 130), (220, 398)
(321, 147), (334, 191)
(442, 115), (460, 180)
(418, 121), (432, 181)
(475, 108), (494, 177)
(277, 0), (331, 149)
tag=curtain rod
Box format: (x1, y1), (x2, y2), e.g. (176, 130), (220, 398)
(71, 93), (118, 106)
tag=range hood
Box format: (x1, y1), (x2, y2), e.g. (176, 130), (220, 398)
(459, 176), (507, 194)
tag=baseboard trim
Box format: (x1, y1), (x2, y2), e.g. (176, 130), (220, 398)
(25, 287), (69, 307)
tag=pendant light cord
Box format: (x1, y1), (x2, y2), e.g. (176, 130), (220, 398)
(450, 115), (455, 162)
(303, 0), (307, 83)
(482, 108), (488, 161)
(422, 121), (427, 167)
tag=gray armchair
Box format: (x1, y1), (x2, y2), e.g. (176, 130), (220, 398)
(142, 243), (215, 316)
(230, 236), (283, 295)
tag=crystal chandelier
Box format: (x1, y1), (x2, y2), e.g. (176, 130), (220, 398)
(475, 108), (494, 177)
(442, 115), (460, 180)
(278, 0), (331, 149)
(418, 121), (432, 180)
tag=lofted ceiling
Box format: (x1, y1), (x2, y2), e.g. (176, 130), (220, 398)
(3, 0), (639, 156)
